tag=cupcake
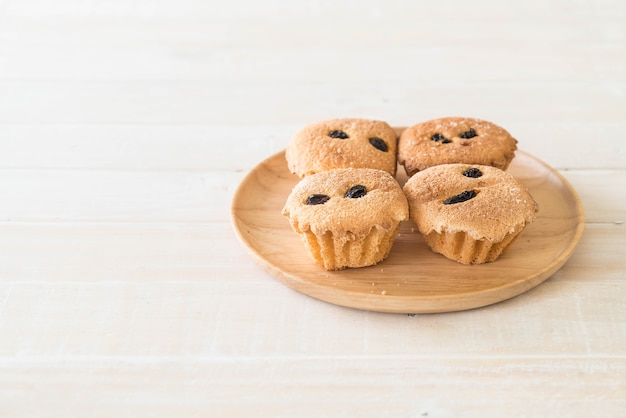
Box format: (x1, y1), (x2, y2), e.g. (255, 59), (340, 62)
(398, 117), (517, 176)
(403, 164), (537, 264)
(282, 168), (408, 270)
(285, 118), (398, 178)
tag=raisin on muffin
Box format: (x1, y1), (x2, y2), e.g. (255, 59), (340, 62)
(402, 164), (537, 264)
(286, 118), (398, 178)
(282, 168), (408, 270)
(398, 117), (517, 177)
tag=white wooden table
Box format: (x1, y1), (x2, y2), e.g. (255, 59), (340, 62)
(1, 0), (624, 416)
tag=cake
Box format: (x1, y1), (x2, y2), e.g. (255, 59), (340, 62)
(282, 168), (408, 270)
(285, 118), (398, 178)
(398, 117), (518, 176)
(402, 164), (537, 264)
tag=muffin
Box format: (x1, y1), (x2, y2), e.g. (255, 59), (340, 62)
(403, 164), (537, 264)
(285, 118), (398, 178)
(282, 168), (408, 270)
(398, 117), (517, 176)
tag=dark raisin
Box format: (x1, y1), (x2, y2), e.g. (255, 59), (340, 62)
(328, 130), (349, 139)
(306, 194), (330, 205)
(459, 128), (477, 139)
(431, 133), (452, 144)
(369, 137), (388, 152)
(443, 190), (477, 205)
(463, 168), (483, 178)
(345, 185), (367, 199)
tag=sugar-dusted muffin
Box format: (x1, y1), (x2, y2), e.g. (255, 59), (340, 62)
(285, 118), (398, 178)
(398, 117), (517, 176)
(403, 164), (537, 265)
(282, 168), (408, 270)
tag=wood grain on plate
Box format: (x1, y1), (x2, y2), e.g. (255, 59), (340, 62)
(231, 148), (584, 314)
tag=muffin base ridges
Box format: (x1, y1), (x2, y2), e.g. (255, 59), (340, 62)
(423, 229), (523, 265)
(300, 225), (400, 270)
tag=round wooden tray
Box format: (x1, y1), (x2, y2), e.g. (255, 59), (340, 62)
(231, 150), (584, 314)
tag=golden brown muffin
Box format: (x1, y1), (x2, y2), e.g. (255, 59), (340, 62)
(282, 168), (408, 270)
(403, 164), (537, 264)
(285, 118), (398, 178)
(398, 117), (517, 176)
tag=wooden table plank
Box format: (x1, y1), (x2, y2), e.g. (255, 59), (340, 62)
(1, 81), (625, 125)
(1, 124), (624, 171)
(2, 43), (624, 83)
(1, 358), (625, 417)
(1, 278), (624, 356)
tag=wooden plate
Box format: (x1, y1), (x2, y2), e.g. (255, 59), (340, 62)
(231, 149), (584, 314)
